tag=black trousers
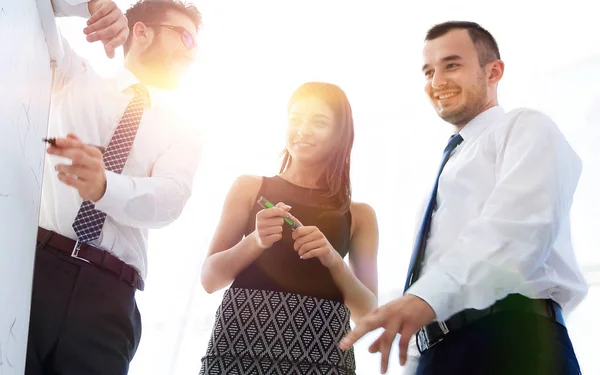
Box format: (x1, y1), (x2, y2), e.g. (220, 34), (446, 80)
(416, 310), (581, 375)
(26, 244), (142, 375)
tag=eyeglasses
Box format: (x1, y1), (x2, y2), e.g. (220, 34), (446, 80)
(146, 24), (197, 50)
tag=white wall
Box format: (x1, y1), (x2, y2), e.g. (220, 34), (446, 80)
(0, 0), (53, 373)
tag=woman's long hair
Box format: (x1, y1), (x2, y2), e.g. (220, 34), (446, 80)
(280, 82), (355, 213)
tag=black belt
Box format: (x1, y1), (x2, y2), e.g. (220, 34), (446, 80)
(37, 227), (144, 291)
(417, 293), (564, 353)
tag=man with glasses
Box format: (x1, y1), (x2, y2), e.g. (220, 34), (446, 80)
(28, 1), (202, 374)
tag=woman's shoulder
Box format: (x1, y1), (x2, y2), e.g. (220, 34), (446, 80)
(350, 201), (377, 217)
(227, 175), (265, 203)
(349, 201), (377, 237)
(232, 174), (264, 187)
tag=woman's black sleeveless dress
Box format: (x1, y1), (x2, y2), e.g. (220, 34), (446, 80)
(200, 176), (356, 374)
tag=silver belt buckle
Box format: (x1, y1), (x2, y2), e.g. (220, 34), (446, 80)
(416, 328), (429, 353)
(71, 240), (90, 263)
(417, 325), (446, 354)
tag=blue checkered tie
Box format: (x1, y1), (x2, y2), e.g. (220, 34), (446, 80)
(72, 85), (148, 243)
(404, 134), (464, 291)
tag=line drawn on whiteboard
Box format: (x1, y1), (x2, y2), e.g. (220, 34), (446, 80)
(16, 111), (26, 160)
(29, 165), (41, 191)
(22, 101), (32, 144)
(15, 100), (42, 190)
(0, 317), (17, 370)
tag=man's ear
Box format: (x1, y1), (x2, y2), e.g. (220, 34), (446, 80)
(131, 22), (152, 48)
(487, 59), (504, 86)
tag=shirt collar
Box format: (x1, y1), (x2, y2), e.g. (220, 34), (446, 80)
(458, 105), (505, 142)
(114, 68), (153, 107)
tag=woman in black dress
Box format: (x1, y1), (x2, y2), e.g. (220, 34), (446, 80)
(200, 82), (379, 374)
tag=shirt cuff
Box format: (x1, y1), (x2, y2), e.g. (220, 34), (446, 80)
(405, 266), (462, 321)
(94, 171), (131, 214)
(52, 0), (91, 18)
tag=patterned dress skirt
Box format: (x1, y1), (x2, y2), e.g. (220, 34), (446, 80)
(200, 288), (356, 375)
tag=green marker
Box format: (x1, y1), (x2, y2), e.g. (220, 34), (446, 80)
(257, 196), (298, 230)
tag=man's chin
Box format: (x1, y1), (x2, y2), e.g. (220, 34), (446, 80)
(438, 110), (466, 126)
(437, 108), (458, 120)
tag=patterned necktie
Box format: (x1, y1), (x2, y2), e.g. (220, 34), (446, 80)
(72, 84), (148, 243)
(403, 134), (464, 291)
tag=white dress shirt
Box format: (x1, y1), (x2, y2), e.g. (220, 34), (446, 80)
(51, 0), (90, 18)
(39, 36), (201, 280)
(36, 0), (89, 65)
(407, 105), (588, 322)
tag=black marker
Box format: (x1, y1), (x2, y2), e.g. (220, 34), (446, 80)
(43, 137), (105, 154)
(43, 137), (57, 146)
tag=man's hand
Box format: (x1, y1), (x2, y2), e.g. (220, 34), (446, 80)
(84, 0), (128, 58)
(339, 294), (436, 374)
(48, 133), (107, 202)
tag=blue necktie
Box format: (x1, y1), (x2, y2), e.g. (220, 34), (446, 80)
(404, 134), (464, 291)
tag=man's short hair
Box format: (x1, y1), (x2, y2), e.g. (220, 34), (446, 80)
(123, 0), (202, 55)
(425, 21), (500, 67)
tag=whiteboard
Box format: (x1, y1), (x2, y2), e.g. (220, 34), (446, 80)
(0, 0), (55, 373)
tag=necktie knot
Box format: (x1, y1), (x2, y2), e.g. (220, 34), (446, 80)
(445, 134), (464, 154)
(131, 84), (149, 104)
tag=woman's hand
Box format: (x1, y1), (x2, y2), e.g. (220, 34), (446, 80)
(292, 219), (342, 269)
(253, 202), (292, 249)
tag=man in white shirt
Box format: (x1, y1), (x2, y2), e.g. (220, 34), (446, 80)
(340, 21), (587, 374)
(28, 1), (202, 374)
